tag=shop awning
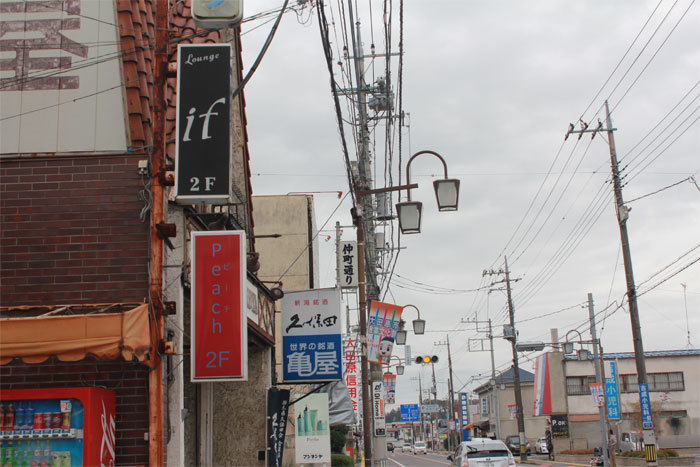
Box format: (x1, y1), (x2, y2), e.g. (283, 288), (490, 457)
(0, 303), (151, 365)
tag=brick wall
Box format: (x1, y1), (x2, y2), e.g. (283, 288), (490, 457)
(0, 357), (150, 466)
(0, 154), (149, 305)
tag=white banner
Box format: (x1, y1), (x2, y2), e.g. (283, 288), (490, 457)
(372, 382), (386, 436)
(338, 241), (358, 288)
(295, 393), (331, 464)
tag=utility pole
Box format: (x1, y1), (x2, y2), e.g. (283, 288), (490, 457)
(483, 259), (525, 459)
(504, 257), (527, 462)
(431, 362), (438, 451)
(588, 293), (610, 467)
(346, 1), (382, 463)
(148, 0), (167, 464)
(436, 335), (457, 452)
(463, 318), (501, 439)
(566, 102), (657, 465)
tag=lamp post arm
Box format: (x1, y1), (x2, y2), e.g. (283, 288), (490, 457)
(402, 303), (422, 319)
(405, 151), (449, 201)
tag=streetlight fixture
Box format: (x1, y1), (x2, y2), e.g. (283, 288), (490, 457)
(395, 150), (460, 234)
(395, 304), (425, 345)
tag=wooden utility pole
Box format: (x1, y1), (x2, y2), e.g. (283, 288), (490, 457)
(148, 0), (167, 464)
(566, 102), (657, 465)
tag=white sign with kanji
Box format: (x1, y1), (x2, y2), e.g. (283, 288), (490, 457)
(281, 288), (342, 383)
(338, 241), (358, 288)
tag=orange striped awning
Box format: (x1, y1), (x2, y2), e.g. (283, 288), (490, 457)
(0, 303), (151, 365)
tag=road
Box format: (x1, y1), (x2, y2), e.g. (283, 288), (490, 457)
(386, 450), (592, 467)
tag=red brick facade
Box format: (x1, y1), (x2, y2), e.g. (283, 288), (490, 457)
(0, 358), (150, 466)
(0, 153), (151, 466)
(0, 154), (149, 305)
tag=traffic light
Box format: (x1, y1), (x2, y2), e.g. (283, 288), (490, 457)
(415, 355), (439, 364)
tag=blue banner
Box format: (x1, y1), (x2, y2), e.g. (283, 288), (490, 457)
(400, 403), (419, 422)
(639, 384), (653, 429)
(282, 334), (342, 382)
(605, 361), (620, 419)
(460, 393), (470, 441)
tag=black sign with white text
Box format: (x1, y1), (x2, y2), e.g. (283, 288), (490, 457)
(267, 387), (290, 467)
(176, 44), (232, 203)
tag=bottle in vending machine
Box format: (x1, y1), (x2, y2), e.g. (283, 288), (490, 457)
(24, 404), (33, 431)
(5, 404), (14, 431)
(0, 404), (5, 429)
(14, 403), (24, 431)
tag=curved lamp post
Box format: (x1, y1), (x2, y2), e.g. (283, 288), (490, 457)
(395, 304), (426, 345)
(385, 356), (405, 376)
(395, 150), (460, 234)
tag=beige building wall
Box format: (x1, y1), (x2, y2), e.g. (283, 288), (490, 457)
(564, 352), (700, 448)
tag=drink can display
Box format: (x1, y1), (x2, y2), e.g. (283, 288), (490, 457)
(60, 453), (70, 467)
(33, 413), (43, 430)
(51, 452), (61, 467)
(60, 412), (70, 430)
(50, 413), (61, 429)
(42, 413), (51, 430)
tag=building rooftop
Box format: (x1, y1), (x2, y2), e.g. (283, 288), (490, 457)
(564, 348), (700, 360)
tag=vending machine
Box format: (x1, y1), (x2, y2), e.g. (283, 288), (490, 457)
(0, 387), (116, 467)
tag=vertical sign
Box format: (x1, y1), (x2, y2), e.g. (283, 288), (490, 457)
(372, 382), (386, 436)
(605, 361), (620, 419)
(295, 394), (331, 464)
(367, 301), (403, 365)
(508, 404), (517, 419)
(589, 382), (604, 407)
(532, 353), (551, 416)
(383, 374), (396, 405)
(343, 336), (360, 421)
(405, 345), (412, 366)
(338, 241), (358, 288)
(481, 397), (488, 416)
(191, 231), (247, 381)
(176, 44), (232, 204)
(638, 384), (653, 430)
(460, 393), (470, 441)
(281, 289), (342, 382)
(267, 388), (290, 467)
(551, 414), (569, 438)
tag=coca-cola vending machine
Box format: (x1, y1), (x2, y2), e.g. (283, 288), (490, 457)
(0, 387), (115, 467)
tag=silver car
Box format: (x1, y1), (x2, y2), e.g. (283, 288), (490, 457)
(447, 438), (516, 466)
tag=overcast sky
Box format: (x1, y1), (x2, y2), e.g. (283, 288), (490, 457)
(241, 1), (699, 407)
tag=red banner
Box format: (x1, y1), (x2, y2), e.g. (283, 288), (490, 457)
(191, 231), (247, 381)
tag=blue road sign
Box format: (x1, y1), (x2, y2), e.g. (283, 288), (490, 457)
(400, 404), (419, 422)
(605, 361), (620, 419)
(460, 392), (470, 441)
(639, 384), (653, 430)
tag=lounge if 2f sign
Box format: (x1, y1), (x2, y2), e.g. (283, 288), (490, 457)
(191, 231), (247, 381)
(176, 44), (232, 204)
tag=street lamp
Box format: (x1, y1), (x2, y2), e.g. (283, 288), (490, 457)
(395, 304), (425, 345)
(395, 150), (460, 234)
(385, 356), (405, 376)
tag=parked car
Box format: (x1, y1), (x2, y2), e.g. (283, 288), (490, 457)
(402, 443), (412, 453)
(535, 437), (549, 454)
(505, 435), (531, 455)
(387, 441), (394, 452)
(448, 438), (516, 467)
(413, 441), (427, 455)
(619, 432), (643, 452)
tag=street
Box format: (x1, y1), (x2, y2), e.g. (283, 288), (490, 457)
(386, 451), (592, 467)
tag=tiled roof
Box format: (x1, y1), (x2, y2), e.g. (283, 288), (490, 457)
(474, 366), (535, 394)
(117, 0), (221, 154)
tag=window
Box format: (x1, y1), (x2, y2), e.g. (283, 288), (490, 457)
(620, 372), (684, 392)
(566, 376), (595, 395)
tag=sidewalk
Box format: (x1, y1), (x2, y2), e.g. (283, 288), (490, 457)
(519, 448), (700, 466)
